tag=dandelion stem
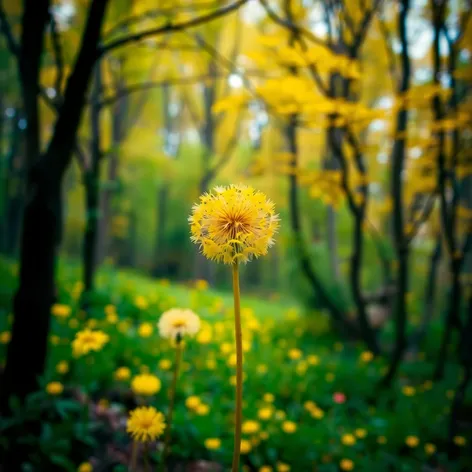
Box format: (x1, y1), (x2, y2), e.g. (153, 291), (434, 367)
(129, 440), (138, 472)
(160, 339), (182, 472)
(231, 261), (243, 472)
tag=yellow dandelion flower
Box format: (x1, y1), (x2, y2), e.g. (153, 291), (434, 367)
(0, 331), (11, 344)
(56, 361), (69, 374)
(258, 407), (274, 420)
(240, 439), (252, 454)
(114, 366), (131, 381)
(277, 463), (290, 472)
(242, 420), (261, 434)
(138, 322), (153, 338)
(377, 436), (387, 444)
(341, 434), (356, 446)
(454, 436), (466, 446)
(134, 295), (148, 310)
(257, 364), (268, 374)
(77, 462), (93, 472)
(360, 351), (373, 362)
(196, 404), (210, 415)
(307, 355), (320, 365)
(259, 467), (273, 472)
(402, 385), (415, 396)
(185, 396), (201, 409)
(189, 184), (279, 264)
(263, 393), (275, 403)
(158, 308), (200, 341)
(127, 406), (166, 443)
(131, 373), (161, 396)
(159, 359), (172, 370)
(340, 458), (354, 471)
(195, 279), (209, 290)
(405, 435), (419, 447)
(46, 381), (64, 395)
(425, 443), (436, 454)
(355, 428), (367, 438)
(204, 438), (221, 450)
(197, 329), (212, 344)
(52, 304), (71, 318)
(288, 348), (302, 360)
(282, 421), (297, 433)
(72, 329), (109, 357)
(310, 407), (324, 419)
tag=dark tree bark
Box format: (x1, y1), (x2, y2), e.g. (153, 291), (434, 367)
(83, 62), (103, 295)
(381, 0), (411, 387)
(0, 0), (110, 418)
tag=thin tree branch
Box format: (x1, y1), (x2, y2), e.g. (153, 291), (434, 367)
(49, 12), (64, 104)
(99, 0), (249, 57)
(0, 2), (19, 55)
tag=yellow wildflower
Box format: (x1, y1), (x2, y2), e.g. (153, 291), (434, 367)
(131, 374), (161, 396)
(204, 438), (221, 450)
(360, 351), (373, 362)
(405, 435), (419, 447)
(242, 420), (260, 434)
(56, 361), (69, 374)
(159, 359), (172, 370)
(52, 304), (71, 318)
(402, 386), (416, 396)
(189, 184), (279, 264)
(77, 462), (93, 472)
(114, 366), (131, 381)
(355, 428), (367, 438)
(340, 458), (354, 471)
(277, 463), (290, 472)
(259, 467), (272, 472)
(263, 393), (275, 402)
(127, 406), (166, 443)
(282, 421), (297, 433)
(377, 436), (387, 444)
(196, 404), (210, 415)
(258, 407), (273, 420)
(185, 396), (201, 409)
(240, 439), (252, 454)
(425, 443), (436, 454)
(454, 436), (466, 446)
(138, 322), (153, 338)
(341, 434), (356, 446)
(46, 381), (64, 395)
(288, 348), (302, 360)
(0, 331), (11, 344)
(72, 329), (109, 357)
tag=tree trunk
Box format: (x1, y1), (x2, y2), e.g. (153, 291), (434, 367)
(381, 0), (411, 387)
(83, 63), (102, 294)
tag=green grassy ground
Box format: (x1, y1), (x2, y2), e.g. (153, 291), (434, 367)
(0, 259), (470, 471)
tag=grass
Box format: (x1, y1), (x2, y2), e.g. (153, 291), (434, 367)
(0, 258), (471, 471)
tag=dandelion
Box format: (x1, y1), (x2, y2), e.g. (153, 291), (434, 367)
(127, 406), (166, 443)
(204, 438), (221, 450)
(0, 331), (11, 344)
(158, 308), (200, 341)
(114, 366), (131, 381)
(56, 361), (69, 374)
(276, 463), (290, 472)
(288, 348), (302, 360)
(72, 329), (109, 357)
(131, 373), (161, 396)
(341, 434), (356, 446)
(425, 443), (436, 454)
(189, 184), (278, 472)
(242, 420), (261, 434)
(52, 304), (71, 318)
(355, 428), (367, 438)
(77, 462), (93, 472)
(377, 436), (387, 444)
(360, 351), (373, 362)
(240, 439), (252, 454)
(46, 381), (63, 395)
(453, 436), (466, 446)
(405, 435), (419, 447)
(263, 393), (275, 402)
(138, 322), (153, 338)
(259, 467), (273, 472)
(282, 421), (297, 433)
(340, 458), (354, 471)
(185, 396), (201, 409)
(258, 407), (273, 420)
(196, 404), (210, 415)
(402, 385), (415, 396)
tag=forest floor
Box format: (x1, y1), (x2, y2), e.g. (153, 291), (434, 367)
(0, 259), (471, 471)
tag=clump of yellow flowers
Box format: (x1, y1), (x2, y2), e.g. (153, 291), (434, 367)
(189, 184), (279, 472)
(72, 329), (109, 357)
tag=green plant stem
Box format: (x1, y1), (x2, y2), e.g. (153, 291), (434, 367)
(160, 339), (182, 472)
(129, 440), (138, 472)
(144, 443), (151, 472)
(231, 261), (243, 472)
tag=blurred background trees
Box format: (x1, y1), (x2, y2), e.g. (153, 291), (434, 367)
(0, 0), (471, 452)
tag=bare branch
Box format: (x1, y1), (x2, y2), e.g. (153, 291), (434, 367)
(49, 12), (64, 104)
(0, 2), (19, 55)
(99, 0), (249, 57)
